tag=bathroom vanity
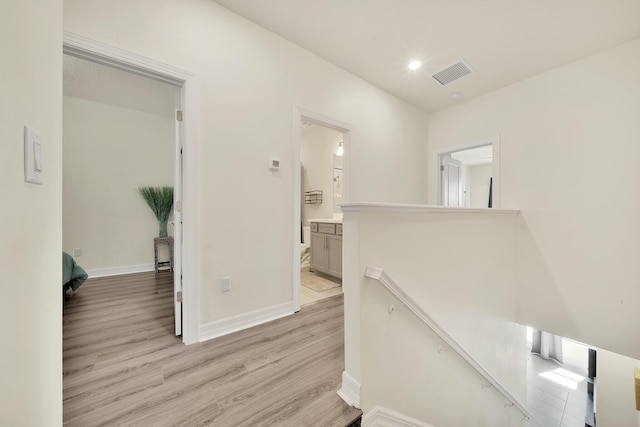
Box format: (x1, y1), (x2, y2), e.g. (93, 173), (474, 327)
(309, 220), (342, 280)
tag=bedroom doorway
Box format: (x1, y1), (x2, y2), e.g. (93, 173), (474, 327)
(62, 33), (199, 342)
(62, 53), (180, 330)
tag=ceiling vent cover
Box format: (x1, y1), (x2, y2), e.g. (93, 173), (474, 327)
(432, 60), (473, 86)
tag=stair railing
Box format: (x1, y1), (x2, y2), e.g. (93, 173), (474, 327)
(365, 265), (533, 422)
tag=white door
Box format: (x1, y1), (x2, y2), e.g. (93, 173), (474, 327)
(173, 108), (183, 336)
(461, 182), (470, 208)
(440, 155), (462, 207)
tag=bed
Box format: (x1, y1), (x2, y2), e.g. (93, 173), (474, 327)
(63, 251), (88, 301)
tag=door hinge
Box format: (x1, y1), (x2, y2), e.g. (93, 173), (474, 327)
(440, 165), (445, 171)
(176, 291), (183, 303)
(176, 200), (182, 213)
(176, 110), (183, 122)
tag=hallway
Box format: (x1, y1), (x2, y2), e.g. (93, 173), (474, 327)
(63, 272), (360, 426)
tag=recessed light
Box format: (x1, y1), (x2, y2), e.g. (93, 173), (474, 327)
(407, 60), (422, 70)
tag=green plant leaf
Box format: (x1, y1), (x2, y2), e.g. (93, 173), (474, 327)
(138, 186), (174, 224)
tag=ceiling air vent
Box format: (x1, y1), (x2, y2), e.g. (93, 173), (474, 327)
(432, 60), (473, 86)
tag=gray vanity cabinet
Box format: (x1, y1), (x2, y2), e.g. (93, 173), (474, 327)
(309, 222), (342, 280)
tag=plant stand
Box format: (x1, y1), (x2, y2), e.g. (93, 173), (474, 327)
(154, 237), (174, 274)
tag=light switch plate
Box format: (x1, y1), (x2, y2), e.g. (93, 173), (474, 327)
(221, 276), (231, 292)
(24, 126), (43, 185)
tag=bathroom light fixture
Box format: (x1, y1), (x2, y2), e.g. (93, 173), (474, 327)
(407, 60), (422, 70)
(336, 141), (344, 156)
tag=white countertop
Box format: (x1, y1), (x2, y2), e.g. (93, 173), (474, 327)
(307, 218), (343, 224)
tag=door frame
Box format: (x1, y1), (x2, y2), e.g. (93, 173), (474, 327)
(173, 89), (183, 336)
(430, 135), (501, 208)
(440, 154), (462, 207)
(292, 107), (352, 311)
(63, 31), (200, 344)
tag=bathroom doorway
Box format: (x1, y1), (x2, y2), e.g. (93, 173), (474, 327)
(293, 108), (352, 311)
(300, 122), (343, 306)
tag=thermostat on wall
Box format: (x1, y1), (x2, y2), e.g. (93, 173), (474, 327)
(269, 157), (280, 171)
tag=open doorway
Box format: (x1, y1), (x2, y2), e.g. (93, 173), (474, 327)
(62, 33), (199, 341)
(293, 109), (352, 311)
(525, 327), (596, 427)
(433, 136), (500, 208)
(299, 121), (344, 306)
(62, 52), (181, 329)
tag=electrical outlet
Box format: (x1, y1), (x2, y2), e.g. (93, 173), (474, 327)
(73, 248), (82, 257)
(221, 276), (231, 292)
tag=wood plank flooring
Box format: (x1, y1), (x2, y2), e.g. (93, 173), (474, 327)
(63, 272), (361, 427)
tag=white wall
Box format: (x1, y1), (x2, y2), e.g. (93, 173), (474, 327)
(63, 0), (429, 326)
(0, 1), (62, 426)
(301, 125), (342, 227)
(363, 280), (526, 427)
(427, 38), (640, 359)
(344, 206), (528, 425)
(469, 163), (492, 208)
(596, 349), (640, 427)
(460, 163), (470, 207)
(63, 96), (174, 270)
(560, 338), (589, 377)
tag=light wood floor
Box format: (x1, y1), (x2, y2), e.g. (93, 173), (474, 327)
(63, 272), (360, 427)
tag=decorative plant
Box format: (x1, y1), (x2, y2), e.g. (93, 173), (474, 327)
(138, 186), (174, 238)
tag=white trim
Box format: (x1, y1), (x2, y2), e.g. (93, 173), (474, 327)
(180, 74), (201, 345)
(173, 100), (183, 337)
(292, 107), (353, 312)
(292, 111), (302, 313)
(365, 266), (533, 422)
(340, 202), (518, 215)
(337, 370), (361, 409)
(62, 32), (191, 85)
(199, 302), (295, 343)
(363, 406), (435, 427)
(63, 31), (200, 345)
(86, 263), (155, 278)
(429, 135), (501, 207)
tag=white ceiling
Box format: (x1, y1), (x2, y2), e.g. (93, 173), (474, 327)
(451, 145), (492, 166)
(215, 0), (640, 112)
(63, 55), (177, 119)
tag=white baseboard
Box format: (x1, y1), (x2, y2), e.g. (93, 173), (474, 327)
(199, 301), (295, 343)
(337, 371), (361, 409)
(363, 406), (434, 427)
(86, 263), (155, 278)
